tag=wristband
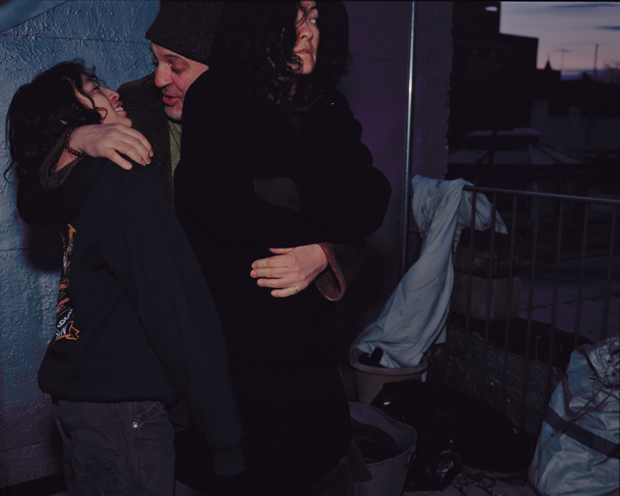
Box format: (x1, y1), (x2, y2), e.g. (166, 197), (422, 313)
(65, 127), (87, 158)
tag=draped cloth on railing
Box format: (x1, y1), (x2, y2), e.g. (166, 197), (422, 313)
(357, 175), (507, 369)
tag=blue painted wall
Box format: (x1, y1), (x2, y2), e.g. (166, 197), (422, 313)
(0, 1), (158, 486)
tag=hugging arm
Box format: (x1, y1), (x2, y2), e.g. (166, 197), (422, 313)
(36, 124), (152, 191)
(65, 123), (153, 169)
(179, 76), (372, 300)
(250, 91), (389, 300)
(17, 123), (150, 225)
(250, 242), (363, 300)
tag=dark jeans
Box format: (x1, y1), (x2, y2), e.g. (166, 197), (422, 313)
(52, 399), (175, 495)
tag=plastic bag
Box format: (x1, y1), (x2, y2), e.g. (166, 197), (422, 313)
(372, 379), (530, 491)
(528, 337), (619, 496)
(372, 380), (460, 490)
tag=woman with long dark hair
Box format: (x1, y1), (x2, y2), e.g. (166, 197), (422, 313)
(7, 61), (245, 494)
(174, 2), (391, 495)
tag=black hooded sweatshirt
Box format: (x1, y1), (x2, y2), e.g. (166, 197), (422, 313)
(17, 156), (245, 476)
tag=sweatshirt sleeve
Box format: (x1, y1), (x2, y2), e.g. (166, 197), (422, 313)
(94, 161), (245, 476)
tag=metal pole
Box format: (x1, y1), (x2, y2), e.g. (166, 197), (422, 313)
(593, 43), (599, 79)
(400, 2), (416, 278)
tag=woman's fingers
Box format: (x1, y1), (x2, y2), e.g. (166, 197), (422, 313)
(70, 124), (153, 167)
(269, 285), (303, 298)
(102, 139), (153, 169)
(255, 276), (308, 290)
(250, 244), (328, 297)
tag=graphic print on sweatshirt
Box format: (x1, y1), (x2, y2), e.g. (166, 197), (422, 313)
(54, 223), (80, 342)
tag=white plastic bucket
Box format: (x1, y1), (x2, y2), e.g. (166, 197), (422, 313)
(349, 348), (428, 405)
(350, 402), (417, 496)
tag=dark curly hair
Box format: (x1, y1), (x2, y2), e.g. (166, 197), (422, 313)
(211, 1), (351, 112)
(5, 60), (104, 180)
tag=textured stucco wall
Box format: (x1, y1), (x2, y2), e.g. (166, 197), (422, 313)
(0, 1), (158, 487)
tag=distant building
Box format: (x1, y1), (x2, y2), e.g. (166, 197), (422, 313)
(449, 1), (619, 180)
(532, 66), (620, 159)
(449, 1), (538, 148)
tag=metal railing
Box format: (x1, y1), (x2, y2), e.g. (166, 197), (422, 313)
(445, 185), (619, 438)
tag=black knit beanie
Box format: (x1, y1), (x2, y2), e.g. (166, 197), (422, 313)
(145, 1), (224, 64)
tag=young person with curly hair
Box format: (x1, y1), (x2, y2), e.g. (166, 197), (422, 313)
(7, 61), (245, 494)
(174, 2), (392, 495)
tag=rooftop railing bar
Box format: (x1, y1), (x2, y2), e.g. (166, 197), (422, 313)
(449, 185), (619, 436)
(575, 202), (590, 349)
(463, 185), (620, 206)
(603, 204), (617, 340)
(547, 199), (564, 404)
(484, 192), (498, 342)
(522, 193), (538, 435)
(500, 194), (519, 409)
(464, 191), (478, 336)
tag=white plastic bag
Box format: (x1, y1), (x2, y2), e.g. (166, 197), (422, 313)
(528, 337), (619, 496)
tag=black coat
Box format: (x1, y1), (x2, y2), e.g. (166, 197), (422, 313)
(174, 70), (391, 494)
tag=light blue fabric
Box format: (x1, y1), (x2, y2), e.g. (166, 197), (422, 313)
(357, 175), (507, 368)
(528, 337), (620, 496)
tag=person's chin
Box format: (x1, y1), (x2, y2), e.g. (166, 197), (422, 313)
(299, 62), (315, 75)
(164, 105), (182, 121)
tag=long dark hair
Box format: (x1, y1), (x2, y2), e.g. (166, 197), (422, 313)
(5, 60), (103, 180)
(211, 1), (351, 111)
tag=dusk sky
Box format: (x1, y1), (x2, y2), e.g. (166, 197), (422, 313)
(500, 2), (620, 78)
(1, 1), (618, 79)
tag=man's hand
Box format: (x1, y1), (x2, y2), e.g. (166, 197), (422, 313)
(250, 244), (328, 298)
(68, 124), (153, 170)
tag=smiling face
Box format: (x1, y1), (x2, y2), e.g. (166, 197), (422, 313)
(292, 1), (319, 75)
(150, 43), (209, 121)
(77, 75), (132, 127)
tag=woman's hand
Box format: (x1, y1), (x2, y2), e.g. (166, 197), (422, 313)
(66, 124), (153, 170)
(250, 244), (328, 298)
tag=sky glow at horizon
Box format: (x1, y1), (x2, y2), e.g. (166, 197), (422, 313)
(500, 2), (620, 77)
